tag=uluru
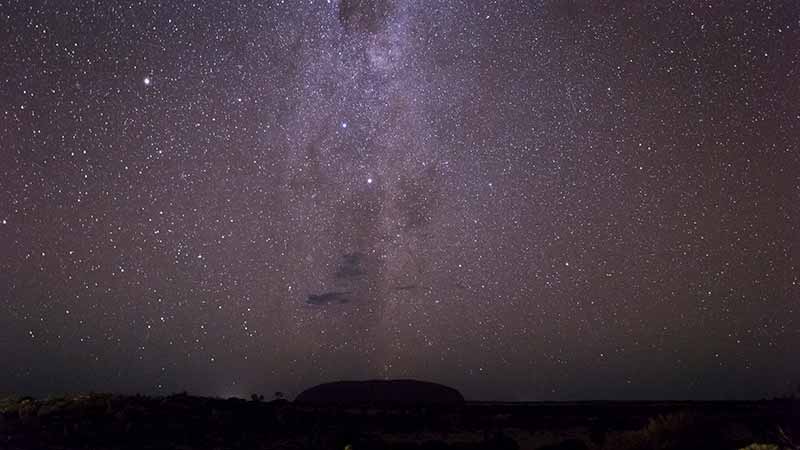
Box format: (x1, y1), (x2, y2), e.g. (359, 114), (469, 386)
(295, 379), (465, 405)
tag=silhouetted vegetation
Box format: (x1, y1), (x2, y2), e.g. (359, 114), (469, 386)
(0, 393), (797, 449)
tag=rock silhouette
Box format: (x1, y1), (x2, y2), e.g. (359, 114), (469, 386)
(295, 379), (464, 405)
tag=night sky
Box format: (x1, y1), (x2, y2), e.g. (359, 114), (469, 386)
(1, 0), (799, 401)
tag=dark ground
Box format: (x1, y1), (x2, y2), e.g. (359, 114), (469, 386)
(0, 394), (797, 449)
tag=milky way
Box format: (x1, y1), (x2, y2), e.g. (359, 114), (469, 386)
(1, 0), (799, 400)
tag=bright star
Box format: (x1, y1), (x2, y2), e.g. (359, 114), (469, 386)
(143, 77), (151, 86)
(367, 177), (373, 184)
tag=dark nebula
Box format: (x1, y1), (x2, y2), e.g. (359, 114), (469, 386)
(0, 0), (798, 401)
(307, 291), (352, 306)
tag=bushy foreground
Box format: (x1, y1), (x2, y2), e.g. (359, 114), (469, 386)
(0, 394), (796, 449)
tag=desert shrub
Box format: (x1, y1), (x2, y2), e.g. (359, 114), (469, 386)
(738, 444), (780, 450)
(0, 396), (23, 413)
(17, 398), (40, 423)
(36, 399), (69, 418)
(602, 411), (723, 450)
(537, 438), (588, 450)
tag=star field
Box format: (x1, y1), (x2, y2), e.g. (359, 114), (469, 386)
(1, 0), (799, 401)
